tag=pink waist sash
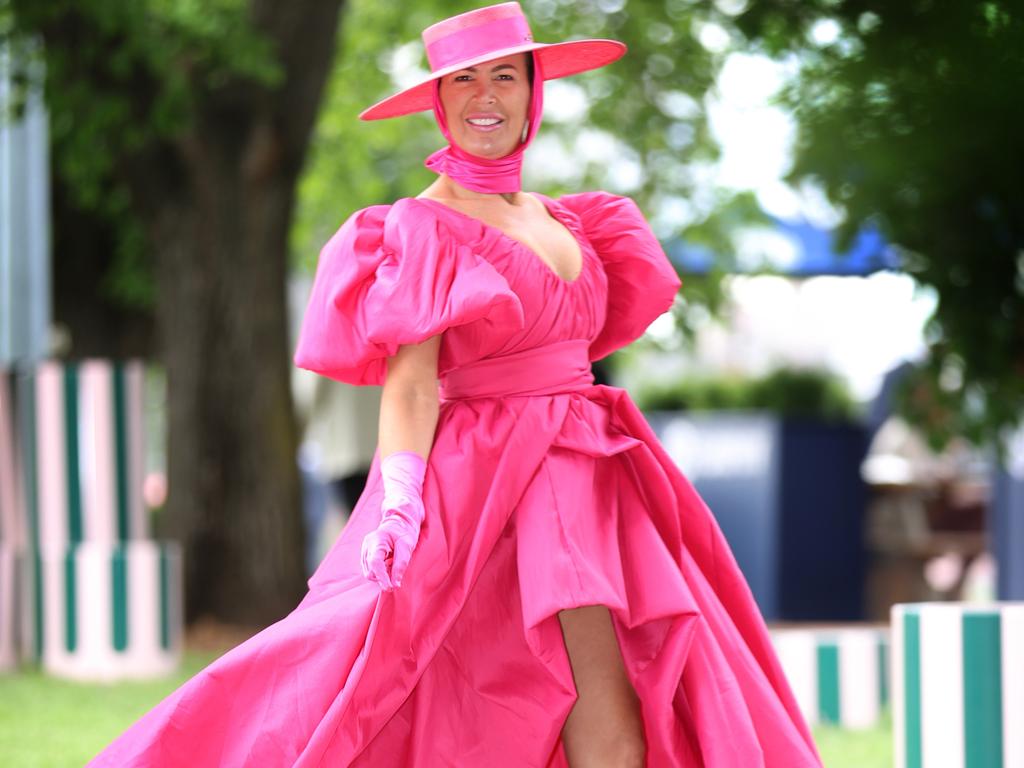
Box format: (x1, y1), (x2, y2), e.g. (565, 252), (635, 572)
(439, 339), (595, 400)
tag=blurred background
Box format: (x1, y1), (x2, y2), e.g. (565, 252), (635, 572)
(1, 1), (1021, 765)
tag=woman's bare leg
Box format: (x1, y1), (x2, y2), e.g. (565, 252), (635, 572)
(558, 605), (646, 768)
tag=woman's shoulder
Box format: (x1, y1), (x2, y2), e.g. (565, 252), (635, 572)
(333, 197), (446, 229)
(330, 196), (510, 265)
(331, 199), (421, 232)
(551, 189), (633, 205)
(388, 195), (476, 225)
(385, 196), (477, 243)
(546, 191), (653, 246)
(549, 190), (642, 220)
(327, 197), (468, 252)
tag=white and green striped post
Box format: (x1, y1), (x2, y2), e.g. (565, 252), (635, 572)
(893, 602), (1024, 768)
(29, 539), (183, 681)
(11, 359), (184, 679)
(28, 360), (149, 548)
(771, 626), (889, 730)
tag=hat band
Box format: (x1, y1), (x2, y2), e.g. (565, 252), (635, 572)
(425, 15), (533, 72)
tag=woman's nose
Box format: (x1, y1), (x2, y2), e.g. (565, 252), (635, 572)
(472, 79), (496, 104)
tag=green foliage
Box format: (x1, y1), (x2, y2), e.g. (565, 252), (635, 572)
(9, 0), (280, 191)
(732, 1), (1024, 443)
(635, 366), (860, 422)
(2, 0), (282, 309)
(525, 0), (723, 206)
(893, 356), (991, 452)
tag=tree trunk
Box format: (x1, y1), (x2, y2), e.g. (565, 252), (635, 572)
(150, 159), (307, 625)
(133, 0), (347, 625)
(30, 0), (347, 625)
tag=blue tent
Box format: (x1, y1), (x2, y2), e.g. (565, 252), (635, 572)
(664, 216), (901, 277)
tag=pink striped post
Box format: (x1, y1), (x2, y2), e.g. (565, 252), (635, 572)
(79, 361), (118, 543)
(0, 543), (17, 670)
(34, 362), (73, 549)
(18, 359), (177, 679)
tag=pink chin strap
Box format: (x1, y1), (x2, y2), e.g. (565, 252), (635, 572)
(424, 51), (544, 194)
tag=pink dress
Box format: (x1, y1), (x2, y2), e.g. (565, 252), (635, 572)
(88, 192), (822, 767)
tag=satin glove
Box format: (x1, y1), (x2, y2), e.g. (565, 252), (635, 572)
(361, 450), (427, 591)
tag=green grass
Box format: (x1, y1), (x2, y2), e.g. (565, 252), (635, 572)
(814, 713), (894, 768)
(0, 650), (223, 768)
(1, 651), (893, 767)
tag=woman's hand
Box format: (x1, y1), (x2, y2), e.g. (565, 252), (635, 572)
(361, 451), (426, 590)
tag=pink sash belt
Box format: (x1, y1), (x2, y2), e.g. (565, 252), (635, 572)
(439, 339), (595, 400)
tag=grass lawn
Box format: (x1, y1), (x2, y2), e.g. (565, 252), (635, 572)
(815, 714), (893, 767)
(1, 648), (893, 767)
(0, 650), (223, 768)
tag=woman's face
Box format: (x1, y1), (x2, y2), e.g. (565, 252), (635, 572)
(438, 53), (532, 160)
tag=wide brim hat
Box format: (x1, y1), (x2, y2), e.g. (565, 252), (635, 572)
(360, 2), (626, 121)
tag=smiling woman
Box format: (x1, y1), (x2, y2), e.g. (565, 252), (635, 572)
(86, 3), (826, 767)
(431, 53), (538, 205)
(441, 56), (533, 160)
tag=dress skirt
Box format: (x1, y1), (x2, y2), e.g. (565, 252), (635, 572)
(87, 191), (823, 766)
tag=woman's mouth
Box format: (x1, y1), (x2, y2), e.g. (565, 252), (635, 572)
(466, 115), (505, 132)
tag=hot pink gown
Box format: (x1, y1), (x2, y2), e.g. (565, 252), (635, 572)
(87, 192), (822, 767)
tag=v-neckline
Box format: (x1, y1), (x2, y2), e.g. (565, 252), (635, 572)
(416, 193), (587, 285)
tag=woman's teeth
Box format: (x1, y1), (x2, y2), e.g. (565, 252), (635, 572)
(468, 118), (502, 126)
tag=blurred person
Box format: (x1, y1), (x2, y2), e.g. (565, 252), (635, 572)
(303, 376), (381, 573)
(88, 4), (822, 766)
(306, 376), (380, 519)
(294, 324), (381, 574)
(296, 439), (330, 576)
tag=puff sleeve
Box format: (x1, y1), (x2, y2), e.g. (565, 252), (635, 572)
(559, 192), (682, 361)
(294, 199), (524, 385)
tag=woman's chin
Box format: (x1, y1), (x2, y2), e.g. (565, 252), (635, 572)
(457, 137), (519, 161)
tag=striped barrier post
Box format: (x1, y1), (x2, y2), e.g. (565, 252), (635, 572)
(771, 626), (889, 730)
(893, 602), (1024, 768)
(26, 539), (184, 682)
(1, 368), (25, 671)
(0, 367), (23, 546)
(0, 543), (17, 670)
(8, 359), (184, 680)
(26, 360), (149, 548)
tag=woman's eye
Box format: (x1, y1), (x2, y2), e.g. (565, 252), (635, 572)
(454, 74), (472, 82)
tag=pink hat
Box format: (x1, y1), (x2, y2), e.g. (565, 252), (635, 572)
(359, 2), (626, 121)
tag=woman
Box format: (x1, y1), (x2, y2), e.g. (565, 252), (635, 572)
(89, 3), (823, 766)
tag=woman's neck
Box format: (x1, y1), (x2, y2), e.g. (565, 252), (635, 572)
(428, 175), (523, 206)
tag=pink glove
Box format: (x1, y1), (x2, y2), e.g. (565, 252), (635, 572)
(361, 450), (427, 591)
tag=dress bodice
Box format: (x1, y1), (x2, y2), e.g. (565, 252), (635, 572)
(293, 191), (681, 387)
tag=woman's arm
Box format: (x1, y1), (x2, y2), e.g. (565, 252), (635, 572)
(378, 334), (442, 462)
(362, 335), (441, 589)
